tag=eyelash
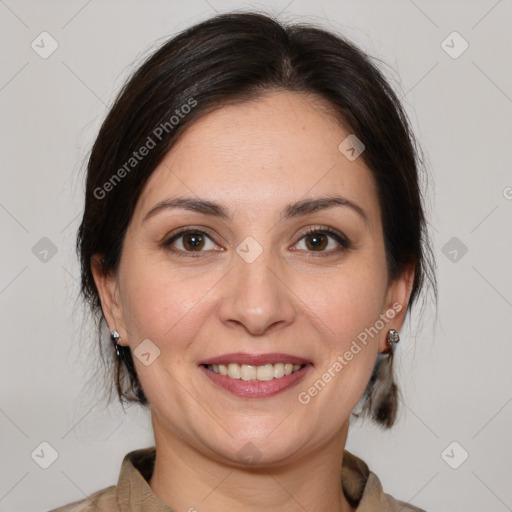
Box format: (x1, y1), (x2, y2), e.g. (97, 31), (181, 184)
(162, 226), (351, 258)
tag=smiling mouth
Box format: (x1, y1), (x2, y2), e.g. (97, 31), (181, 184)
(202, 363), (308, 381)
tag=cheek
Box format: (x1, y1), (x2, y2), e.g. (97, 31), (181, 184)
(299, 258), (388, 408)
(117, 261), (206, 401)
(306, 261), (388, 346)
(118, 253), (180, 340)
(118, 251), (219, 358)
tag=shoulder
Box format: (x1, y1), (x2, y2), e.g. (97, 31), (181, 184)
(47, 447), (156, 512)
(366, 472), (428, 511)
(342, 450), (428, 512)
(47, 485), (118, 512)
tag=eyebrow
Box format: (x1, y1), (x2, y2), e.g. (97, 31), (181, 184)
(142, 195), (368, 225)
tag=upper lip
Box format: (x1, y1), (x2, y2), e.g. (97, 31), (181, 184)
(198, 352), (311, 366)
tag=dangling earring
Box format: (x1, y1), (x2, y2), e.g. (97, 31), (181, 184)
(363, 329), (401, 428)
(110, 330), (121, 357)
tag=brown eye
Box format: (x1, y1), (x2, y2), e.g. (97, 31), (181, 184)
(182, 232), (206, 251)
(304, 232), (328, 251)
(164, 229), (219, 255)
(294, 227), (350, 254)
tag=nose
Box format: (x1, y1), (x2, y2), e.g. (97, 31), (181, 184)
(219, 251), (296, 336)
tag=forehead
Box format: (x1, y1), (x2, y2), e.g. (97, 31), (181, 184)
(133, 91), (380, 226)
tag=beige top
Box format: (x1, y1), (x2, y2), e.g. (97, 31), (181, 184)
(49, 447), (427, 512)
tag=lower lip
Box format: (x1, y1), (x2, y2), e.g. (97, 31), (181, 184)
(199, 364), (313, 398)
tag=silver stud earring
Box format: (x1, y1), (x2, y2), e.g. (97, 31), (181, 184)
(382, 329), (400, 354)
(110, 330), (121, 357)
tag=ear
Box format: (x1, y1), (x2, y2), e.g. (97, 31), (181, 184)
(91, 255), (128, 346)
(378, 263), (415, 353)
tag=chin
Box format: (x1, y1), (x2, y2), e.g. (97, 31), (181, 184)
(199, 422), (308, 467)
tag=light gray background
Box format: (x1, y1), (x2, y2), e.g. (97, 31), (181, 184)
(1, 1), (511, 511)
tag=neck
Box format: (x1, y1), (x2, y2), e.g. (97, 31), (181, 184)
(148, 413), (356, 512)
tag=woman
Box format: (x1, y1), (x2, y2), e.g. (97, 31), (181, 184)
(52, 11), (436, 512)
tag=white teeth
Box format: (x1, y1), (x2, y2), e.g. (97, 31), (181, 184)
(240, 365), (256, 381)
(273, 362), (284, 378)
(257, 364), (274, 381)
(227, 363), (241, 379)
(207, 362), (306, 381)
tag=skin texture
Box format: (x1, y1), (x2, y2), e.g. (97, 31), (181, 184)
(93, 91), (414, 512)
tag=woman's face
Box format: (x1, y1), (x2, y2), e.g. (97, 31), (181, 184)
(96, 91), (412, 466)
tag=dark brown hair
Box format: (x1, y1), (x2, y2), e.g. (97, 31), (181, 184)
(78, 11), (437, 427)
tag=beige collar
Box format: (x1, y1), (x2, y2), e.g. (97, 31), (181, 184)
(114, 446), (391, 512)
